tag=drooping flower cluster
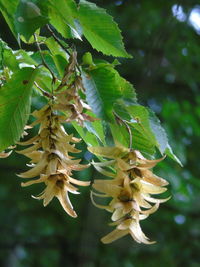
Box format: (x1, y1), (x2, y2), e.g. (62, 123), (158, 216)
(88, 146), (170, 244)
(17, 104), (90, 217)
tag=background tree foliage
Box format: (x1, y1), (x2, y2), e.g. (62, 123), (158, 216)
(0, 0), (200, 266)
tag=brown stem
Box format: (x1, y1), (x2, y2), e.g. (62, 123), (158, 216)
(114, 112), (133, 150)
(34, 82), (54, 99)
(46, 24), (70, 55)
(34, 33), (56, 84)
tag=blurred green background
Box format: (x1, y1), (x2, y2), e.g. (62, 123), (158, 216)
(0, 0), (200, 266)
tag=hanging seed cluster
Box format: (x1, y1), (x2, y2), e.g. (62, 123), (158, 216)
(17, 105), (90, 217)
(0, 51), (170, 245)
(16, 52), (91, 217)
(88, 146), (170, 244)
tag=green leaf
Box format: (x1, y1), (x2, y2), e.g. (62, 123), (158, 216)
(148, 110), (168, 154)
(19, 29), (46, 44)
(14, 0), (49, 41)
(49, 15), (79, 40)
(165, 145), (183, 166)
(148, 110), (182, 165)
(131, 127), (156, 156)
(82, 52), (94, 66)
(52, 54), (68, 78)
(83, 112), (106, 145)
(123, 105), (181, 162)
(113, 102), (132, 121)
(78, 0), (131, 58)
(0, 39), (20, 72)
(82, 67), (121, 120)
(109, 123), (129, 148)
(22, 46), (60, 93)
(117, 104), (157, 156)
(48, 0), (77, 26)
(0, 67), (39, 151)
(45, 37), (68, 77)
(45, 37), (67, 58)
(48, 0), (81, 39)
(71, 121), (100, 147)
(0, 0), (19, 38)
(33, 68), (53, 93)
(84, 121), (104, 144)
(126, 105), (157, 145)
(124, 105), (169, 156)
(119, 79), (137, 104)
(31, 51), (59, 77)
(114, 71), (137, 104)
(13, 49), (37, 67)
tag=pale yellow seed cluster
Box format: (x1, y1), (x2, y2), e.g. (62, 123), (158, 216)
(17, 104), (90, 217)
(88, 146), (170, 244)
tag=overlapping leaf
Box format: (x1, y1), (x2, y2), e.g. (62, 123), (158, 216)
(0, 39), (19, 72)
(78, 0), (131, 58)
(82, 67), (122, 120)
(14, 0), (49, 41)
(48, 0), (81, 39)
(126, 105), (157, 146)
(72, 121), (100, 147)
(111, 104), (182, 163)
(0, 67), (39, 151)
(148, 109), (168, 154)
(0, 0), (19, 38)
(45, 37), (68, 77)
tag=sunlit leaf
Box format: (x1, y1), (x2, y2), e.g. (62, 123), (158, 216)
(82, 67), (121, 120)
(48, 0), (81, 39)
(78, 0), (131, 58)
(0, 0), (19, 38)
(148, 109), (168, 154)
(0, 39), (20, 72)
(0, 67), (39, 150)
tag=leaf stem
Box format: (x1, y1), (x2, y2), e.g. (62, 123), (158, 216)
(114, 112), (133, 150)
(33, 33), (56, 85)
(34, 82), (54, 99)
(46, 24), (70, 56)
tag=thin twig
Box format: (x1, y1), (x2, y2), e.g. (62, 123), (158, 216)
(46, 24), (70, 56)
(47, 25), (82, 74)
(34, 33), (56, 84)
(114, 112), (133, 150)
(34, 82), (54, 99)
(46, 26), (82, 95)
